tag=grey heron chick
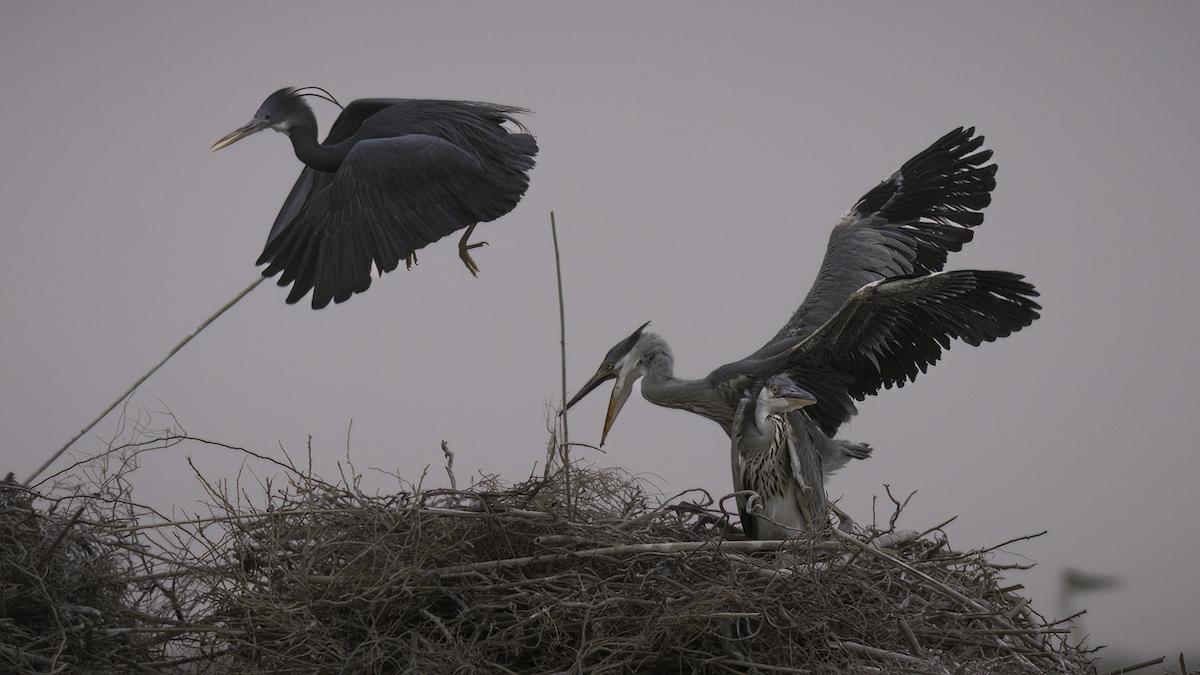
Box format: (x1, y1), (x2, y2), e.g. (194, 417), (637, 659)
(731, 374), (873, 538)
(731, 374), (822, 539)
(213, 87), (538, 308)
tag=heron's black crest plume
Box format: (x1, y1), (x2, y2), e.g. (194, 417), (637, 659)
(620, 321), (652, 353)
(292, 86), (343, 109)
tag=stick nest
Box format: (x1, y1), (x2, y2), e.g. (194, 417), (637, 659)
(3, 449), (1095, 674)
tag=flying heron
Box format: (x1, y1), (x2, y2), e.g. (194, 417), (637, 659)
(212, 87), (538, 308)
(564, 127), (1040, 536)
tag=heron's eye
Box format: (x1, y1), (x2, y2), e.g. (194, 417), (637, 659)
(604, 363), (613, 371)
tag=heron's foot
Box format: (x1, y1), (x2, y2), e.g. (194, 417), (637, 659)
(457, 223), (486, 277)
(405, 252), (419, 270)
(458, 239), (487, 277)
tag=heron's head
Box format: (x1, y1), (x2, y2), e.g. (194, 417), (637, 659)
(211, 87), (334, 151)
(757, 373), (817, 417)
(565, 321), (656, 446)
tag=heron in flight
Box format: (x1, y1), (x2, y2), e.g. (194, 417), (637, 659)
(564, 127), (1040, 535)
(212, 87), (538, 308)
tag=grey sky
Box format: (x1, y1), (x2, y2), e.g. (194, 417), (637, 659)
(3, 1), (1198, 661)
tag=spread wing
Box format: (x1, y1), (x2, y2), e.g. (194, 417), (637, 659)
(782, 270), (1041, 435)
(260, 132), (537, 308)
(262, 99), (403, 250)
(767, 127), (997, 345)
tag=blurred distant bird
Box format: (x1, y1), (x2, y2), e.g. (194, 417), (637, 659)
(212, 87), (538, 308)
(565, 128), (1040, 535)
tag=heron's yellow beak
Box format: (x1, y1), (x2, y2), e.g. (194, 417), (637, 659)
(211, 118), (269, 151)
(599, 370), (637, 447)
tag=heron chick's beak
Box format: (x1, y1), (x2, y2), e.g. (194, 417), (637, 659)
(779, 385), (817, 409)
(211, 118), (271, 151)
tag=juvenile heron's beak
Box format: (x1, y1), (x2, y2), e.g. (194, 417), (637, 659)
(777, 382), (817, 409)
(211, 117), (271, 151)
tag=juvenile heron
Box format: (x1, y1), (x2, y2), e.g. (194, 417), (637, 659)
(731, 374), (872, 538)
(565, 128), (1040, 536)
(213, 87), (538, 308)
(732, 374), (820, 538)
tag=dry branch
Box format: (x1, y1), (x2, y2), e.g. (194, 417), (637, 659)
(2, 441), (1101, 674)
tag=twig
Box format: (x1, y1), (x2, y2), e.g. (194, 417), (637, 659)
(34, 505), (86, 573)
(1005, 596), (1030, 620)
(25, 276), (266, 486)
(433, 538), (840, 576)
(551, 212), (569, 461)
(830, 639), (926, 666)
(550, 211), (573, 519)
(898, 618), (923, 656)
(1098, 656), (1166, 675)
(716, 659), (814, 674)
(830, 528), (1054, 661)
(441, 440), (457, 490)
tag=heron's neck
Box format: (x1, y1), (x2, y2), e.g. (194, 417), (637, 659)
(286, 114), (351, 173)
(755, 401), (775, 434)
(640, 356), (732, 431)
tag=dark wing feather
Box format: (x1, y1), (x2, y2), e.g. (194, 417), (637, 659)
(262, 100), (402, 249)
(784, 270), (1040, 435)
(768, 128), (997, 345)
(261, 132), (534, 308)
(259, 99), (538, 308)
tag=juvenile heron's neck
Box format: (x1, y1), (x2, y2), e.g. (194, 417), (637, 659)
(755, 399), (774, 433)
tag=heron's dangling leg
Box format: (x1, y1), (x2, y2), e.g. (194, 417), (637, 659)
(405, 251), (419, 270)
(458, 223), (488, 277)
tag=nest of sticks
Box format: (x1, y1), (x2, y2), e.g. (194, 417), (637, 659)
(2, 437), (1096, 674)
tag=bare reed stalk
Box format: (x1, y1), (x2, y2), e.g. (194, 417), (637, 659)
(550, 212), (573, 516)
(25, 276), (266, 486)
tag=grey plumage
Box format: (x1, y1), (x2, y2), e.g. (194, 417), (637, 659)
(731, 375), (875, 539)
(566, 128), (1039, 537)
(730, 374), (822, 539)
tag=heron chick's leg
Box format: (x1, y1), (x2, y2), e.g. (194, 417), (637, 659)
(830, 503), (855, 533)
(458, 223), (488, 277)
